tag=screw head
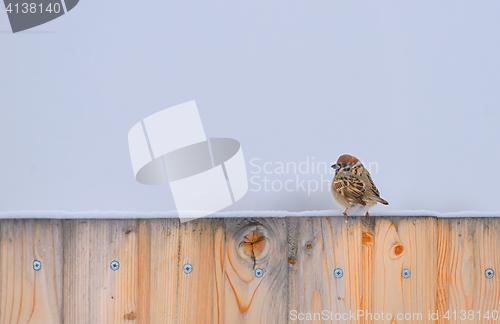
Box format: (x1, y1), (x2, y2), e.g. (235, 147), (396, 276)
(183, 264), (193, 274)
(255, 268), (264, 278)
(402, 269), (411, 279)
(110, 261), (120, 271)
(334, 268), (343, 278)
(33, 260), (42, 271)
(485, 268), (494, 279)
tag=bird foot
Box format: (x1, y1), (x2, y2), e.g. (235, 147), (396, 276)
(365, 211), (370, 218)
(344, 209), (348, 222)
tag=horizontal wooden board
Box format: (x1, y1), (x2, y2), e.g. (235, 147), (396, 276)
(0, 217), (499, 323)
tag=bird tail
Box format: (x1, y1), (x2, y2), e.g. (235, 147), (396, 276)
(377, 197), (389, 205)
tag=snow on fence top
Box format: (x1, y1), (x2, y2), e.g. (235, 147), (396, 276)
(0, 210), (499, 219)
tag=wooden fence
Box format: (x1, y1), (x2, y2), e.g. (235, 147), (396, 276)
(0, 216), (499, 323)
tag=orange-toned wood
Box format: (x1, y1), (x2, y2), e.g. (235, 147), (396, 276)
(437, 218), (500, 324)
(371, 217), (437, 324)
(147, 219), (179, 324)
(288, 217), (364, 323)
(217, 218), (288, 324)
(0, 217), (499, 324)
(177, 219), (218, 324)
(63, 220), (140, 323)
(0, 220), (63, 324)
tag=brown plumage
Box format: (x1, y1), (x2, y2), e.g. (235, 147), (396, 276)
(331, 154), (388, 221)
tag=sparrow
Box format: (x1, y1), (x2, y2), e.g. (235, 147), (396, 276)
(331, 154), (388, 220)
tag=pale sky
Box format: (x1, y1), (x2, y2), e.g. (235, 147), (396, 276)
(1, 1), (499, 214)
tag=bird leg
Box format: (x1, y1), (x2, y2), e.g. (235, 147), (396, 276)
(343, 209), (348, 222)
(365, 211), (370, 218)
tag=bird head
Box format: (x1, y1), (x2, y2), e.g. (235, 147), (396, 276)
(331, 154), (360, 174)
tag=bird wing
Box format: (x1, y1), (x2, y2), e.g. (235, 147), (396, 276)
(365, 171), (381, 197)
(333, 174), (366, 205)
(350, 165), (382, 198)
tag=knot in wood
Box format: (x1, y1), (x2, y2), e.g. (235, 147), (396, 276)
(240, 230), (266, 261)
(124, 311), (136, 320)
(230, 221), (276, 272)
(305, 241), (314, 250)
(389, 242), (405, 260)
(362, 232), (374, 247)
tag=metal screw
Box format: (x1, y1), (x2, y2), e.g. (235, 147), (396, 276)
(183, 264), (193, 274)
(33, 260), (42, 271)
(110, 261), (120, 271)
(334, 268), (343, 279)
(255, 268), (264, 278)
(402, 269), (411, 279)
(485, 268), (494, 279)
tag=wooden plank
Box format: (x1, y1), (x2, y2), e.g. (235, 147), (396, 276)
(63, 219), (180, 324)
(288, 217), (363, 324)
(137, 219), (151, 324)
(437, 218), (500, 324)
(371, 217), (437, 324)
(361, 218), (374, 324)
(63, 220), (140, 324)
(329, 217), (364, 323)
(108, 219), (140, 323)
(62, 219), (90, 324)
(289, 217), (330, 324)
(0, 220), (63, 324)
(177, 219), (218, 323)
(214, 218), (227, 324)
(215, 218), (288, 324)
(148, 219), (179, 324)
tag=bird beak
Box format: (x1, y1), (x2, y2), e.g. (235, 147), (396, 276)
(331, 164), (338, 170)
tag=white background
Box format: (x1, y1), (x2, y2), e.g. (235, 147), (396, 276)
(1, 1), (499, 213)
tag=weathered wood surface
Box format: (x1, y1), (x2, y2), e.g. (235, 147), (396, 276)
(0, 217), (499, 323)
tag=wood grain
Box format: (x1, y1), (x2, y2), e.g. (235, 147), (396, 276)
(177, 219), (218, 324)
(63, 219), (140, 324)
(218, 218), (288, 324)
(0, 217), (499, 324)
(437, 218), (500, 324)
(0, 220), (63, 324)
(288, 217), (363, 323)
(371, 217), (437, 324)
(361, 218), (374, 324)
(148, 219), (179, 324)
